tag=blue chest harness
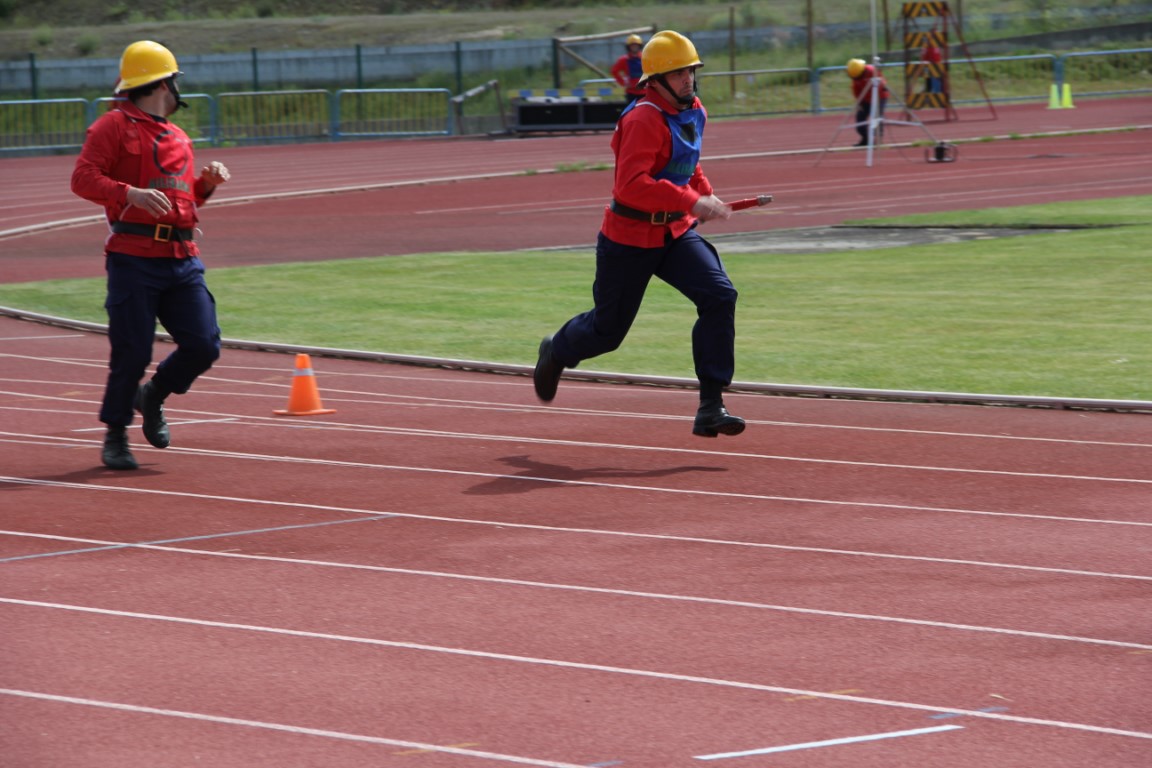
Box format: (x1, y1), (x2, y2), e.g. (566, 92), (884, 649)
(621, 100), (706, 186)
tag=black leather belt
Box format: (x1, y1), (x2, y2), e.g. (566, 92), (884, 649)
(610, 200), (686, 226)
(111, 222), (194, 242)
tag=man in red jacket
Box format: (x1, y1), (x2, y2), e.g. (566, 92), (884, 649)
(72, 40), (231, 470)
(534, 30), (745, 438)
(847, 57), (890, 147)
(611, 34), (647, 105)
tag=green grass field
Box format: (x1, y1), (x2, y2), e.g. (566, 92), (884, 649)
(1, 196), (1149, 400)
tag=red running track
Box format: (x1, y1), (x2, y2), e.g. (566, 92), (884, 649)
(1, 322), (1150, 767)
(1, 97), (1151, 767)
(2, 98), (1151, 279)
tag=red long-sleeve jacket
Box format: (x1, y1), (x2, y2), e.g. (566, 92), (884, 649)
(601, 89), (714, 249)
(71, 100), (213, 258)
(851, 65), (891, 105)
(611, 53), (646, 98)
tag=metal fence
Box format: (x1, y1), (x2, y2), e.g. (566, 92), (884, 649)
(1063, 48), (1152, 96)
(0, 97), (89, 151)
(1, 49), (1148, 155)
(0, 88), (454, 154)
(335, 89), (455, 140)
(583, 48), (1151, 117)
(90, 93), (218, 145)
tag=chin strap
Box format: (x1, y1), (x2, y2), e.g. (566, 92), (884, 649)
(168, 76), (189, 112)
(653, 74), (697, 109)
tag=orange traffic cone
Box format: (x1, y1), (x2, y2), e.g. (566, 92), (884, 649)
(273, 353), (336, 416)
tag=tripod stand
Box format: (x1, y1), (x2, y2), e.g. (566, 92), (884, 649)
(816, 63), (942, 168)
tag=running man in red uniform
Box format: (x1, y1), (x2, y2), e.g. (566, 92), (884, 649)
(71, 40), (231, 470)
(611, 34), (647, 105)
(534, 30), (745, 438)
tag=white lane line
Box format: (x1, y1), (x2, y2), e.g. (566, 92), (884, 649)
(5, 363), (1152, 449)
(0, 515), (395, 563)
(2, 425), (1150, 486)
(2, 475), (1150, 581)
(0, 688), (588, 768)
(694, 724), (965, 759)
(3, 532), (1149, 651)
(3, 601), (1150, 741)
(2, 435), (1142, 531)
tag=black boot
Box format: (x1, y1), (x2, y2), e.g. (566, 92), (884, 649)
(693, 398), (746, 438)
(533, 335), (564, 402)
(101, 427), (138, 470)
(134, 380), (170, 449)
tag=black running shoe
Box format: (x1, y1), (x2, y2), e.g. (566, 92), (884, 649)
(533, 336), (564, 402)
(134, 381), (171, 449)
(101, 427), (138, 470)
(693, 399), (746, 437)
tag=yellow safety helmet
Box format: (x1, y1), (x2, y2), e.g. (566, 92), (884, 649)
(115, 40), (182, 93)
(638, 30), (702, 83)
(846, 58), (868, 78)
(625, 34), (643, 47)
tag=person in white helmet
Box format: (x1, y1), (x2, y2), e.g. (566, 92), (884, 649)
(534, 31), (745, 438)
(71, 40), (232, 470)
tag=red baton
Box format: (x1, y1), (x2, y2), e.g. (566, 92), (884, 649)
(728, 194), (773, 211)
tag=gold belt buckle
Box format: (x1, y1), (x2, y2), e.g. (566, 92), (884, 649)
(154, 224), (173, 242)
(649, 211), (671, 225)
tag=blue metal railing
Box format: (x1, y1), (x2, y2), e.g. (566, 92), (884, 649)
(333, 88), (454, 139)
(2, 50), (1147, 155)
(0, 97), (89, 152)
(0, 88), (453, 155)
(581, 50), (1149, 116)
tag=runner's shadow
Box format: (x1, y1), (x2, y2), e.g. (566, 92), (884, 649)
(464, 454), (727, 496)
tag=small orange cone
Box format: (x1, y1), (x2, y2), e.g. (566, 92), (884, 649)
(273, 353), (336, 416)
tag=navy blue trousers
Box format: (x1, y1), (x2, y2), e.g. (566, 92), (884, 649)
(855, 97), (888, 143)
(100, 253), (221, 427)
(551, 228), (737, 387)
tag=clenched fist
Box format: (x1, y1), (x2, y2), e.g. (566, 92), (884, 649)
(691, 194), (732, 223)
(199, 161), (231, 190)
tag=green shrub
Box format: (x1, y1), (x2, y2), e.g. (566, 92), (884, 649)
(31, 24), (51, 47)
(74, 32), (101, 56)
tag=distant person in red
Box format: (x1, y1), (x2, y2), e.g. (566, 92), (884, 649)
(921, 41), (943, 93)
(846, 58), (890, 147)
(71, 40), (231, 470)
(611, 34), (646, 104)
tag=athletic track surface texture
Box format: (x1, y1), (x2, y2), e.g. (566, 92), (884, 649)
(1, 98), (1151, 767)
